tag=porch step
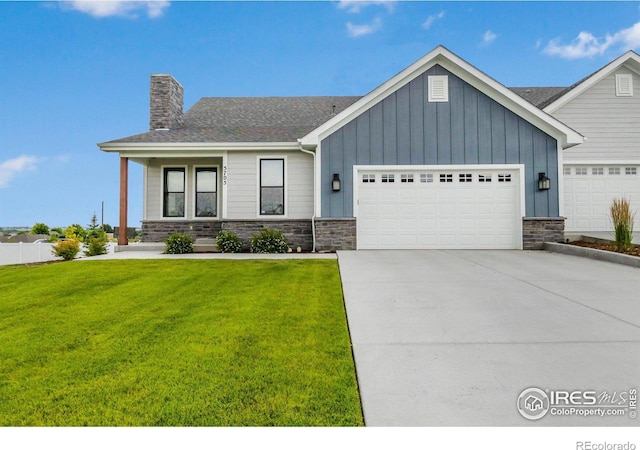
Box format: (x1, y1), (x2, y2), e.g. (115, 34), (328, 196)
(115, 243), (165, 252)
(194, 238), (220, 253)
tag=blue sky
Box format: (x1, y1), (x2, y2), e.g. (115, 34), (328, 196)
(2, 0), (640, 228)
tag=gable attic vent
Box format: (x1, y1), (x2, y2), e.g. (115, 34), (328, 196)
(615, 73), (633, 97)
(428, 75), (449, 102)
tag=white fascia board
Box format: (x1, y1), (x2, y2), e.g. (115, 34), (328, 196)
(300, 45), (583, 150)
(98, 142), (300, 154)
(544, 51), (640, 113)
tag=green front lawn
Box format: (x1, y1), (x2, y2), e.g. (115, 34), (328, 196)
(0, 259), (363, 426)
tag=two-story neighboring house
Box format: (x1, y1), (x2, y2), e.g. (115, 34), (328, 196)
(100, 46), (597, 251)
(513, 51), (640, 234)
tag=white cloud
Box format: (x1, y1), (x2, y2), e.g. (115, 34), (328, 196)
(544, 21), (640, 59)
(422, 11), (445, 30)
(338, 1), (396, 14)
(481, 30), (497, 46)
(63, 1), (170, 19)
(0, 156), (40, 189)
(347, 17), (382, 38)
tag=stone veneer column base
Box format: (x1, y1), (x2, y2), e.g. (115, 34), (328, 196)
(522, 217), (565, 250)
(315, 218), (357, 251)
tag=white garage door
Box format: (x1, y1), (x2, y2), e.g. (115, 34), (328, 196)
(356, 168), (522, 249)
(563, 165), (640, 232)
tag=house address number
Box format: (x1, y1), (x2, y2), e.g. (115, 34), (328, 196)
(223, 165), (228, 186)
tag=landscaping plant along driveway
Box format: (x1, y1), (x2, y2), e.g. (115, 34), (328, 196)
(338, 250), (640, 426)
(0, 260), (363, 426)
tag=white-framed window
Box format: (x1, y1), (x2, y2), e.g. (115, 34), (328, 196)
(439, 174), (453, 183)
(381, 174), (395, 183)
(459, 173), (472, 183)
(259, 158), (285, 216)
(428, 75), (449, 102)
(626, 167), (638, 175)
(420, 173), (434, 183)
(575, 167), (588, 175)
(479, 174), (492, 183)
(609, 167), (621, 175)
(195, 167), (217, 218)
(616, 73), (633, 97)
(563, 167), (571, 176)
(362, 174), (376, 183)
(163, 167), (186, 218)
(401, 174), (414, 183)
(498, 174), (512, 183)
(592, 167), (604, 175)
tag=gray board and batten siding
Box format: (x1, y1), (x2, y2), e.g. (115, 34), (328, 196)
(321, 64), (559, 219)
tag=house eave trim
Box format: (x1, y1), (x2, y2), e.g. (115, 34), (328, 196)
(98, 142), (301, 153)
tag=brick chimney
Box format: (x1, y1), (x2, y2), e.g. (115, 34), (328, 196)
(149, 74), (184, 130)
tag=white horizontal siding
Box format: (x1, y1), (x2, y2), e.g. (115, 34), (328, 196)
(226, 151), (314, 219)
(553, 67), (640, 162)
(287, 152), (314, 218)
(226, 153), (258, 219)
(146, 164), (162, 220)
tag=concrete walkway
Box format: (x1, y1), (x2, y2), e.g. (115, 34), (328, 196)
(337, 250), (640, 426)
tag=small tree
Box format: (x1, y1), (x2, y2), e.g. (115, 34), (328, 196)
(30, 222), (49, 235)
(84, 213), (108, 256)
(103, 223), (113, 233)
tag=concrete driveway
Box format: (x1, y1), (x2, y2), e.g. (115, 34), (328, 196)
(337, 250), (640, 426)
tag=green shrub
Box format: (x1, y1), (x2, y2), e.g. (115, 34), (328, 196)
(30, 222), (49, 235)
(52, 239), (80, 261)
(610, 198), (635, 252)
(216, 230), (242, 253)
(250, 228), (288, 254)
(165, 232), (194, 254)
(84, 237), (108, 256)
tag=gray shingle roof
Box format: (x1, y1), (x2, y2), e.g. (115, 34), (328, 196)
(105, 96), (362, 144)
(509, 87), (567, 108)
(105, 86), (580, 145)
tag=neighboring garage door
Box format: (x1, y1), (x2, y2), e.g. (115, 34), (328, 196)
(356, 167), (522, 249)
(563, 165), (640, 232)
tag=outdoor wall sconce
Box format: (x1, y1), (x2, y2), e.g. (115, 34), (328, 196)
(332, 173), (341, 192)
(538, 172), (551, 191)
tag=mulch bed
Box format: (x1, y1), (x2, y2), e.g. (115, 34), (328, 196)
(570, 240), (640, 257)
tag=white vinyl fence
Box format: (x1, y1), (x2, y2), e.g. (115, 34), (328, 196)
(0, 243), (61, 266)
